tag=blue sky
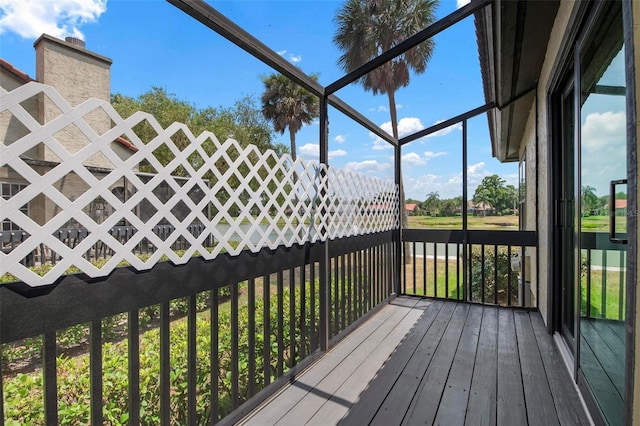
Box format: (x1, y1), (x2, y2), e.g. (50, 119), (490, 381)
(0, 0), (518, 201)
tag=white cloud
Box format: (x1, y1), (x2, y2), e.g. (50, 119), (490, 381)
(370, 116), (462, 150)
(380, 117), (425, 138)
(344, 160), (391, 174)
(0, 0), (107, 40)
(457, 0), (471, 8)
(425, 121), (462, 139)
(582, 111), (625, 151)
(370, 105), (389, 113)
(372, 138), (393, 151)
(467, 161), (486, 175)
(581, 110), (627, 195)
(277, 50), (302, 63)
(401, 151), (448, 167)
(330, 149), (347, 159)
(424, 151), (447, 159)
(299, 143), (318, 158)
(402, 152), (426, 166)
(298, 143), (347, 160)
(371, 116), (424, 149)
(334, 134), (346, 144)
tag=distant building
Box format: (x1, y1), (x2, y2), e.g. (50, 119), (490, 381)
(0, 35), (137, 230)
(467, 200), (494, 216)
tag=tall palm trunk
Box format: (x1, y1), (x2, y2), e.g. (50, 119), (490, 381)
(289, 128), (297, 163)
(387, 89), (411, 264)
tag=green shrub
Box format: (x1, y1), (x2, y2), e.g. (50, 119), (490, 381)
(469, 246), (518, 305)
(2, 283), (321, 425)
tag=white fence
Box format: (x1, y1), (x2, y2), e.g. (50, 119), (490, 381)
(1, 82), (398, 286)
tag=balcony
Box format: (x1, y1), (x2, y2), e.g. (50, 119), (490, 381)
(0, 1), (605, 424)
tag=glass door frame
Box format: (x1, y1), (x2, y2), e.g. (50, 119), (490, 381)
(549, 1), (637, 424)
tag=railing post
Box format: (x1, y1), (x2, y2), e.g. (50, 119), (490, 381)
(319, 94), (330, 351)
(462, 119), (469, 302)
(395, 141), (403, 296)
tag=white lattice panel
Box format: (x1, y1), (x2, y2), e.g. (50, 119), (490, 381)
(0, 82), (398, 286)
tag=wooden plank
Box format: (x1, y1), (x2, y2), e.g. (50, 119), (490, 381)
(580, 319), (625, 396)
(608, 319), (626, 342)
(496, 309), (527, 425)
(433, 304), (483, 425)
(239, 297), (423, 425)
(589, 319), (626, 371)
(513, 311), (560, 426)
(579, 331), (625, 425)
(336, 300), (448, 425)
(281, 298), (428, 423)
(302, 299), (433, 425)
(402, 303), (470, 425)
(465, 305), (498, 426)
(365, 300), (456, 426)
(529, 313), (590, 426)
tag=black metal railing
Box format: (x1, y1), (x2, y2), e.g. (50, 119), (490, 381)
(402, 229), (537, 307)
(581, 231), (627, 321)
(0, 231), (396, 425)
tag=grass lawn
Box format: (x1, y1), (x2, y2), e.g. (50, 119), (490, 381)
(581, 269), (626, 320)
(402, 257), (463, 299)
(407, 215), (519, 229)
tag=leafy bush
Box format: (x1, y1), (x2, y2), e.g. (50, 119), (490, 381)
(469, 246), (518, 305)
(2, 283), (321, 424)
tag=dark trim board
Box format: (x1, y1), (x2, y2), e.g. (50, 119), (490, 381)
(240, 297), (590, 426)
(0, 232), (394, 343)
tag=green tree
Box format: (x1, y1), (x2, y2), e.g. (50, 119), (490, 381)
(260, 73), (320, 162)
(581, 185), (599, 217)
(112, 88), (277, 173)
(473, 175), (517, 216)
(440, 196), (462, 217)
(424, 191), (440, 216)
(112, 88), (281, 217)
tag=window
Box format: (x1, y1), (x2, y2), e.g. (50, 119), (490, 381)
(1, 183), (28, 232)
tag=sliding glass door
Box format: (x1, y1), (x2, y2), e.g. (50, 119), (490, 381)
(577, 3), (627, 424)
(555, 2), (627, 424)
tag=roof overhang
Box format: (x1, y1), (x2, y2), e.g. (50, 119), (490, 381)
(476, 0), (560, 162)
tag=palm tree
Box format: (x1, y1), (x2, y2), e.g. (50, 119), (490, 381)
(334, 0), (438, 262)
(424, 191), (440, 216)
(260, 73), (319, 162)
(333, 0), (438, 139)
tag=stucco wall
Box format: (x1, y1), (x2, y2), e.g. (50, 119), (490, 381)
(517, 0), (578, 326)
(0, 73), (40, 159)
(35, 35), (113, 169)
(519, 100), (538, 309)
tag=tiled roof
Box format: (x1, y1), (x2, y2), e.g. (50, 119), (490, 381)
(115, 136), (138, 153)
(0, 58), (34, 83)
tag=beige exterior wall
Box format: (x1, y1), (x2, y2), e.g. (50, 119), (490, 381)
(515, 0), (578, 326)
(35, 35), (113, 169)
(519, 101), (538, 309)
(0, 72), (40, 159)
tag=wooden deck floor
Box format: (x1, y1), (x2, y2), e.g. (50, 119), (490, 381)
(239, 297), (590, 426)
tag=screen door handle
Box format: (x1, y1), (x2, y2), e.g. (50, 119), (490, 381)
(609, 179), (627, 244)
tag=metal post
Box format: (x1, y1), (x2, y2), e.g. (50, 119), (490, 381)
(395, 142), (403, 296)
(319, 95), (330, 351)
(462, 119), (469, 302)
